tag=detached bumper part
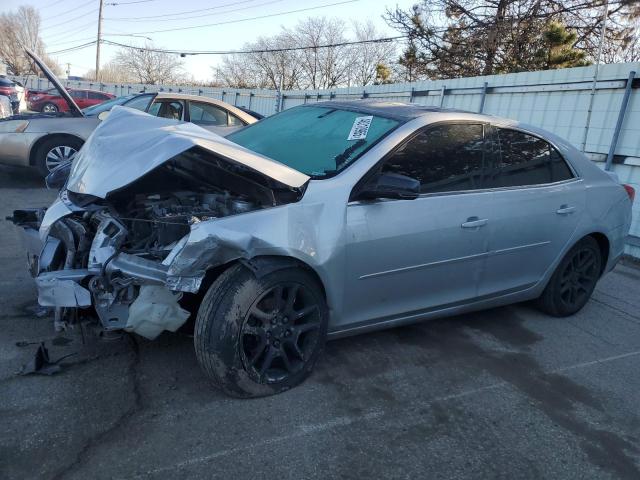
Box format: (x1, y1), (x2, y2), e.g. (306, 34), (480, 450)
(35, 270), (91, 307)
(126, 286), (190, 340)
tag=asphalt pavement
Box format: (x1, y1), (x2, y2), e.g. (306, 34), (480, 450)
(0, 164), (639, 480)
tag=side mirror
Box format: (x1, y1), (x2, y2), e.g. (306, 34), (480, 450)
(98, 111), (110, 121)
(45, 160), (72, 190)
(357, 172), (420, 201)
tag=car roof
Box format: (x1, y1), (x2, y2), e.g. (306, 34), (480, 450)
(303, 100), (476, 121)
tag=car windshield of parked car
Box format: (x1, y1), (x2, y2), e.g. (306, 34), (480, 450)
(227, 106), (400, 178)
(82, 94), (137, 116)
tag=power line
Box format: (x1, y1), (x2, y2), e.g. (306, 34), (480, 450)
(107, 0), (360, 35)
(40, 0), (67, 11)
(41, 0), (97, 24)
(41, 8), (99, 32)
(44, 20), (97, 41)
(49, 41), (98, 55)
(106, 0), (159, 5)
(102, 35), (405, 56)
(104, 0), (286, 23)
(105, 0), (260, 20)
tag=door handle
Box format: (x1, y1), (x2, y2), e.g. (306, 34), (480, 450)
(461, 217), (488, 229)
(556, 205), (576, 215)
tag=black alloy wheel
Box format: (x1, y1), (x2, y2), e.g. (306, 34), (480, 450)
(536, 236), (602, 317)
(557, 245), (599, 311)
(240, 283), (322, 383)
(194, 264), (328, 397)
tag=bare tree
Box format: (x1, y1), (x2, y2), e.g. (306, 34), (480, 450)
(113, 43), (184, 85)
(348, 20), (397, 86)
(0, 6), (61, 76)
(292, 17), (351, 89)
(219, 32), (303, 90)
(84, 60), (138, 83)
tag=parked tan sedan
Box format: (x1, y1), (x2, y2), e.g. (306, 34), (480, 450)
(0, 50), (258, 175)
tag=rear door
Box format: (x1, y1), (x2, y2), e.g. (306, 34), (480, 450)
(341, 122), (495, 328)
(480, 126), (584, 296)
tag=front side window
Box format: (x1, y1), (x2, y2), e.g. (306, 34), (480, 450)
(228, 106), (400, 178)
(188, 102), (228, 126)
(381, 123), (487, 194)
(123, 94), (153, 111)
(485, 128), (573, 188)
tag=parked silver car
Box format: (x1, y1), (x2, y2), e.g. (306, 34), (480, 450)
(0, 49), (257, 175)
(11, 100), (633, 397)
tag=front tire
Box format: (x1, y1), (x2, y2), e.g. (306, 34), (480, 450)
(536, 236), (602, 317)
(194, 263), (328, 398)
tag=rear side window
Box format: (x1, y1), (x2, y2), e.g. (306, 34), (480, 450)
(188, 101), (228, 126)
(70, 90), (87, 99)
(88, 91), (109, 100)
(381, 123), (487, 194)
(486, 129), (573, 188)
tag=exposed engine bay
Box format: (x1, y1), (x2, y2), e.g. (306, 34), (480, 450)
(13, 147), (305, 339)
(10, 106), (309, 341)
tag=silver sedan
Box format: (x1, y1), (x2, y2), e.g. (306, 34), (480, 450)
(11, 101), (633, 397)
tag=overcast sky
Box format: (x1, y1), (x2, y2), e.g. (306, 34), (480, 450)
(1, 0), (414, 81)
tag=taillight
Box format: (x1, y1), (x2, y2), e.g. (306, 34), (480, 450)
(623, 184), (635, 202)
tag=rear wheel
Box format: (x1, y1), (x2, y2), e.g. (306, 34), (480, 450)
(33, 136), (83, 176)
(41, 102), (58, 113)
(194, 263), (328, 397)
(536, 236), (602, 317)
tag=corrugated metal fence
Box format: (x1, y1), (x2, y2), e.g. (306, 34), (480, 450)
(12, 62), (640, 255)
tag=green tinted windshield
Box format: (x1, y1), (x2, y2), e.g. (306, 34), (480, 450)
(227, 106), (400, 178)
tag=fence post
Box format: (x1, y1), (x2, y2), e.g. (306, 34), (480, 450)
(478, 82), (488, 113)
(439, 85), (446, 107)
(409, 87), (414, 103)
(605, 70), (636, 171)
(234, 91), (239, 106)
(248, 92), (253, 109)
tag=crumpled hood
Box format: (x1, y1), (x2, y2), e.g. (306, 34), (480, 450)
(66, 106), (309, 198)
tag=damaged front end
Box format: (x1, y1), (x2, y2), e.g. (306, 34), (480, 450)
(12, 107), (309, 339)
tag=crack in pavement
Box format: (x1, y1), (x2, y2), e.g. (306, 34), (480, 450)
(49, 336), (143, 480)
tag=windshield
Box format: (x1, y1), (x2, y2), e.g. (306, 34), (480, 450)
(227, 106), (400, 178)
(82, 94), (136, 116)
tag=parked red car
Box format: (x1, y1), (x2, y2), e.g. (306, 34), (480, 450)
(28, 88), (115, 113)
(0, 76), (27, 114)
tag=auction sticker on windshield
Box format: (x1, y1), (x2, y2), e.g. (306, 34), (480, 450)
(348, 116), (373, 140)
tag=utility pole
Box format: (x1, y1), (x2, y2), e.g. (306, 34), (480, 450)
(95, 0), (104, 82)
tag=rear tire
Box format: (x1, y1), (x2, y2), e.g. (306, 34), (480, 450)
(194, 263), (328, 398)
(41, 102), (58, 113)
(536, 236), (602, 317)
(33, 136), (83, 176)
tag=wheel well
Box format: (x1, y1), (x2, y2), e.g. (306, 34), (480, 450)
(199, 256), (328, 301)
(29, 134), (84, 166)
(587, 232), (610, 275)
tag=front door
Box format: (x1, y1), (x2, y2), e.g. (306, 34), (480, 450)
(340, 122), (495, 329)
